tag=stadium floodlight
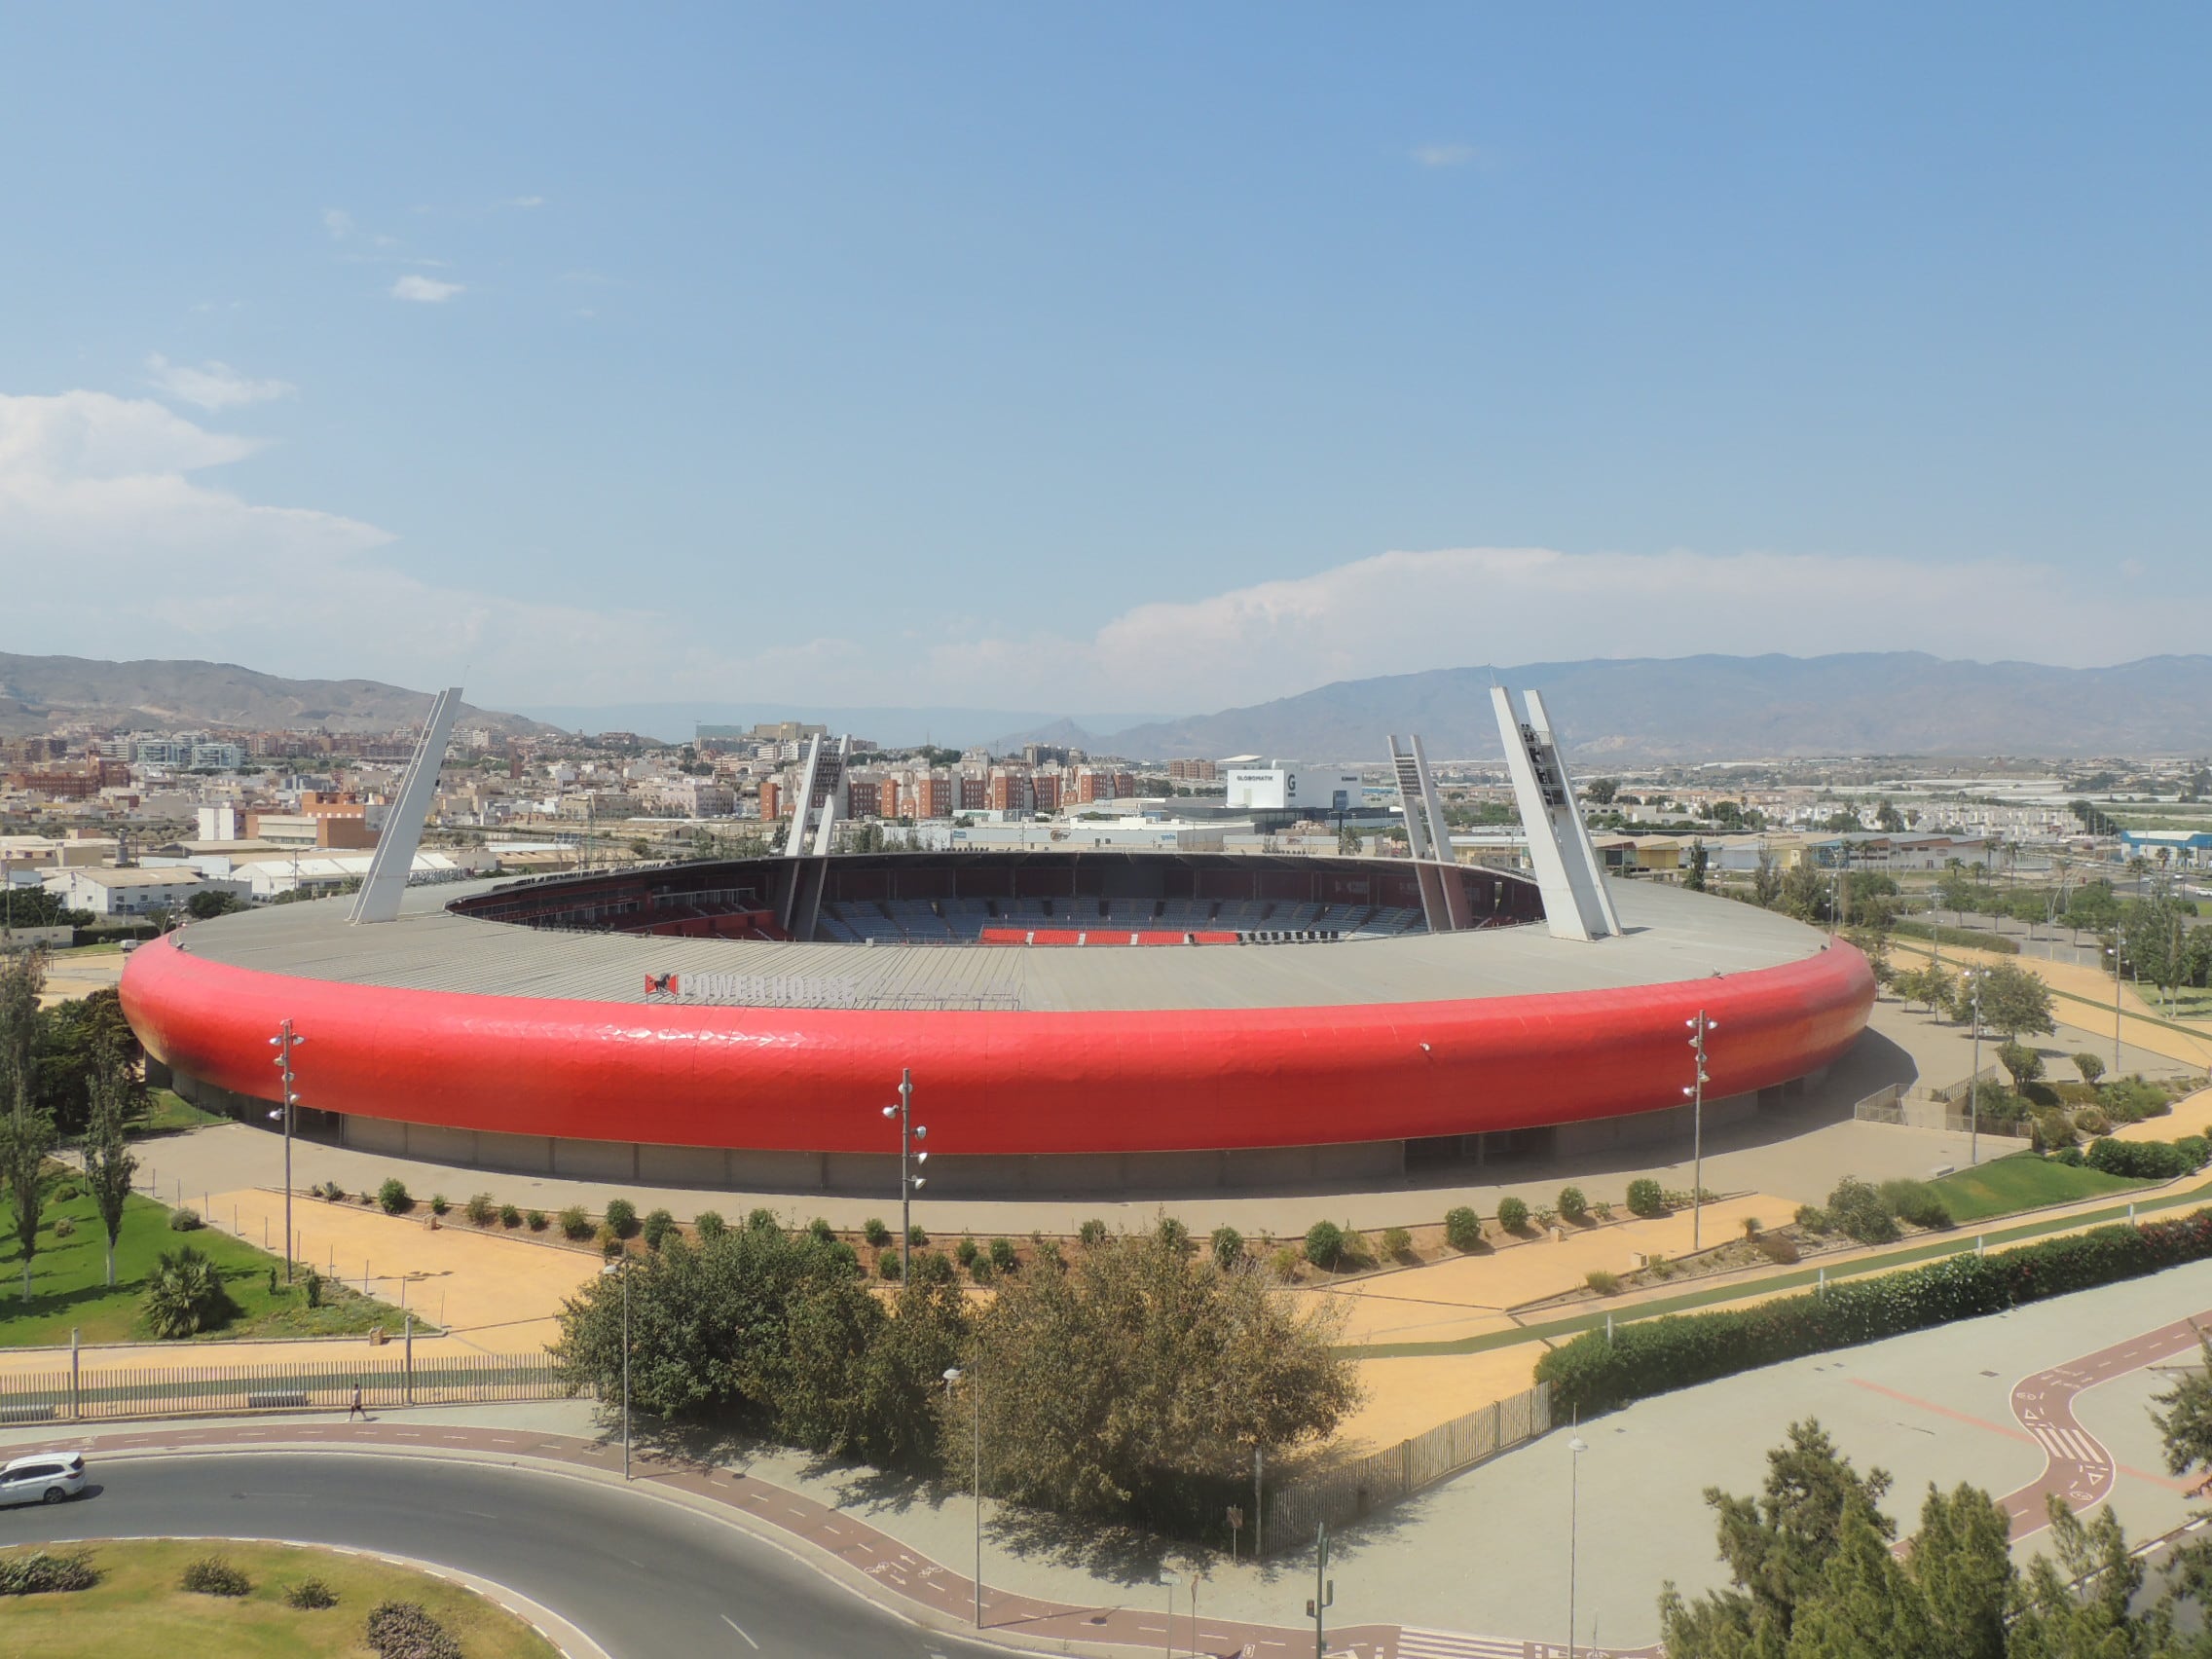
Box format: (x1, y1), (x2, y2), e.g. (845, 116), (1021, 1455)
(882, 1067), (928, 1279)
(1684, 1010), (1715, 1249)
(270, 1018), (307, 1285)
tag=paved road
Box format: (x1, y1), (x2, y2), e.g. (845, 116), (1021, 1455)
(6, 1452), (1016, 1659)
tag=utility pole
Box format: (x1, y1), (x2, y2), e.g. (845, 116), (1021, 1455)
(268, 1020), (306, 1283)
(1684, 1010), (1715, 1250)
(881, 1069), (926, 1278)
(1306, 1522), (1334, 1659)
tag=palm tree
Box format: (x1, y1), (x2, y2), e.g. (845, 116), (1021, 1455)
(141, 1246), (235, 1338)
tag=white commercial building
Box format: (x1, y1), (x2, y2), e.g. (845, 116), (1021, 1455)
(1223, 764), (1363, 815)
(42, 866), (222, 917)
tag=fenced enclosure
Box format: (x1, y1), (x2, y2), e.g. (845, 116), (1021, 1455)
(1262, 1382), (1550, 1553)
(0, 1351), (574, 1424)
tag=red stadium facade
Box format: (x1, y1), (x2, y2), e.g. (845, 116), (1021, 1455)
(121, 852), (1875, 1195)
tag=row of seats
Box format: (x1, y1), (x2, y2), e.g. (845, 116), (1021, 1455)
(817, 898), (1429, 944)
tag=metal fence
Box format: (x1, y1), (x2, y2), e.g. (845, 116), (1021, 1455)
(0, 1351), (575, 1424)
(1854, 1075), (2027, 1139)
(1263, 1382), (1550, 1553)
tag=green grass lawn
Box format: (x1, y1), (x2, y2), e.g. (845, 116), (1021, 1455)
(1924, 1151), (2155, 1224)
(133, 1088), (228, 1137)
(0, 1538), (558, 1659)
(0, 1173), (409, 1347)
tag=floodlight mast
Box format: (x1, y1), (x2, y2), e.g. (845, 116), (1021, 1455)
(1684, 1011), (1715, 1250)
(882, 1068), (926, 1279)
(268, 1020), (306, 1282)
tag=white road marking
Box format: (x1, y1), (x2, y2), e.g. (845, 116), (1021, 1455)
(721, 1613), (759, 1648)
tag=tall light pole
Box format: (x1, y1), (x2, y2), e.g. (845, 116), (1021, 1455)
(883, 1069), (926, 1279)
(2108, 942), (2123, 1075)
(267, 1021), (305, 1282)
(942, 1367), (982, 1628)
(1306, 1523), (1334, 1659)
(1962, 969), (1984, 1168)
(1684, 1011), (1715, 1250)
(602, 1258), (630, 1480)
(1567, 1424), (1589, 1659)
(1159, 1570), (1177, 1659)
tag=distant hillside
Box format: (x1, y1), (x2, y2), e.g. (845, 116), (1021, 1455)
(1066, 653), (2212, 762)
(0, 653), (557, 738)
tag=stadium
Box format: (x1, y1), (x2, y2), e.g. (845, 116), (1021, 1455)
(118, 842), (1874, 1196)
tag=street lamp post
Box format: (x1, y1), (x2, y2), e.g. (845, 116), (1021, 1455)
(267, 1021), (306, 1282)
(601, 1259), (630, 1480)
(942, 1367), (982, 1628)
(1684, 1011), (1715, 1251)
(882, 1069), (926, 1280)
(1306, 1523), (1334, 1659)
(1962, 970), (1984, 1168)
(1160, 1570), (1177, 1659)
(2109, 943), (2123, 1075)
(1567, 1424), (1589, 1659)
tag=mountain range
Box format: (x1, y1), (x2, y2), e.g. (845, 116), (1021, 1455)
(1002, 653), (2212, 762)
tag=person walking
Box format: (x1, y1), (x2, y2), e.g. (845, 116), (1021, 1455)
(348, 1382), (366, 1421)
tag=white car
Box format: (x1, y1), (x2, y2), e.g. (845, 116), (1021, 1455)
(0, 1452), (87, 1508)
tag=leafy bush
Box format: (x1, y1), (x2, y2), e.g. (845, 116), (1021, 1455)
(428, 1194), (450, 1216)
(1303, 1219), (1347, 1270)
(1382, 1225), (1414, 1260)
(1644, 1252), (1676, 1279)
(1495, 1197), (1530, 1234)
(862, 1216), (891, 1247)
(2074, 1051), (2107, 1086)
(970, 1255), (995, 1285)
(2074, 1105), (2112, 1136)
(695, 1210), (727, 1240)
(988, 1236), (1017, 1273)
(1268, 1246), (1301, 1281)
(304, 1268), (321, 1309)
(1586, 1270), (1621, 1296)
(167, 1205), (203, 1232)
(642, 1208), (677, 1250)
(1742, 1215), (1763, 1239)
(2182, 1136), (2211, 1169)
(1444, 1205), (1484, 1251)
(2105, 1076), (2173, 1123)
(1591, 1200), (1613, 1223)
(285, 1576), (338, 1609)
(464, 1193), (497, 1228)
(1558, 1187), (1589, 1224)
(1538, 1204), (2212, 1416)
(1626, 1178), (1665, 1218)
(559, 1204), (593, 1240)
(52, 1215), (74, 1238)
(1795, 1203), (1830, 1233)
(2050, 1145), (2085, 1167)
(748, 1207), (780, 1233)
(1210, 1225), (1244, 1270)
(604, 1198), (640, 1238)
(365, 1600), (463, 1659)
(1754, 1234), (1801, 1265)
(1825, 1177), (1899, 1245)
(955, 1236), (979, 1267)
(597, 1225), (623, 1258)
(807, 1216), (835, 1242)
(1878, 1178), (1953, 1231)
(498, 1202), (522, 1229)
(907, 1224), (928, 1247)
(877, 1249), (903, 1281)
(526, 1209), (547, 1232)
(2085, 1137), (2197, 1180)
(140, 1244), (237, 1338)
(377, 1178), (411, 1215)
(0, 1548), (99, 1595)
(1078, 1218), (1109, 1248)
(180, 1555), (251, 1596)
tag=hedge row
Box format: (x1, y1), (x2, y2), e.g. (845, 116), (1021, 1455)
(1537, 1205), (2212, 1416)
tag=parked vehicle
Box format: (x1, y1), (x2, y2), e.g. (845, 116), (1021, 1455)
(0, 1452), (87, 1507)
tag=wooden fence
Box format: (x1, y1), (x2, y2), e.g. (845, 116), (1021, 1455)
(1262, 1382), (1550, 1554)
(0, 1351), (574, 1424)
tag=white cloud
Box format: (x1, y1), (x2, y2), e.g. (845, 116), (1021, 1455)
(322, 207), (354, 239)
(390, 275), (464, 304)
(510, 195), (545, 208)
(144, 354), (296, 412)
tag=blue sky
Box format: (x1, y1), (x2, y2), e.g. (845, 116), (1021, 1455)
(3, 4), (2205, 719)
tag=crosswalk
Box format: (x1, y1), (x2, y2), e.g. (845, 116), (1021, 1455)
(1396, 1629), (1543, 1658)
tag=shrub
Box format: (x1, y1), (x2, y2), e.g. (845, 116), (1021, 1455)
(1495, 1197), (1530, 1234)
(1878, 1178), (1953, 1231)
(1557, 1187), (1589, 1224)
(365, 1600), (463, 1659)
(526, 1208), (547, 1232)
(1586, 1270), (1621, 1295)
(167, 1205), (203, 1232)
(1591, 1200), (1614, 1223)
(2106, 1076), (2172, 1122)
(988, 1236), (1017, 1273)
(1157, 1216), (1192, 1256)
(862, 1216), (891, 1247)
(304, 1268), (322, 1309)
(1444, 1205), (1484, 1251)
(1754, 1234), (1801, 1265)
(748, 1207), (780, 1233)
(2086, 1137), (2197, 1180)
(1268, 1246), (1301, 1281)
(1625, 1178), (1665, 1218)
(877, 1249), (903, 1281)
(180, 1555), (251, 1596)
(0, 1548), (99, 1595)
(2051, 1145), (2085, 1167)
(1538, 1203), (2212, 1417)
(596, 1225), (623, 1257)
(955, 1236), (980, 1268)
(52, 1215), (74, 1238)
(2182, 1136), (2211, 1170)
(140, 1244), (237, 1338)
(1742, 1215), (1762, 1239)
(377, 1178), (411, 1215)
(604, 1198), (640, 1238)
(1644, 1252), (1676, 1279)
(1210, 1225), (1244, 1270)
(907, 1224), (928, 1247)
(642, 1208), (677, 1250)
(807, 1216), (834, 1242)
(1304, 1219), (1347, 1270)
(2074, 1051), (2107, 1086)
(1079, 1218), (1109, 1248)
(499, 1202), (523, 1229)
(2073, 1106), (2112, 1136)
(1825, 1177), (1899, 1245)
(464, 1193), (497, 1228)
(429, 1194), (450, 1216)
(970, 1255), (996, 1285)
(285, 1576), (339, 1609)
(558, 1204), (593, 1240)
(1382, 1225), (1414, 1261)
(1795, 1203), (1830, 1234)
(695, 1210), (727, 1240)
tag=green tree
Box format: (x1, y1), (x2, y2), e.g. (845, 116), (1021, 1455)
(1780, 861), (1829, 924)
(1685, 840), (1711, 892)
(1585, 777), (1620, 805)
(1968, 963), (2056, 1041)
(1782, 1498), (1919, 1659)
(1754, 849), (1785, 909)
(183, 890), (246, 920)
(1996, 1042), (2044, 1091)
(1874, 798), (1906, 833)
(2072, 1051), (2106, 1087)
(82, 1050), (138, 1288)
(2006, 1500), (2168, 1658)
(0, 947), (55, 1303)
(30, 986), (143, 1134)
